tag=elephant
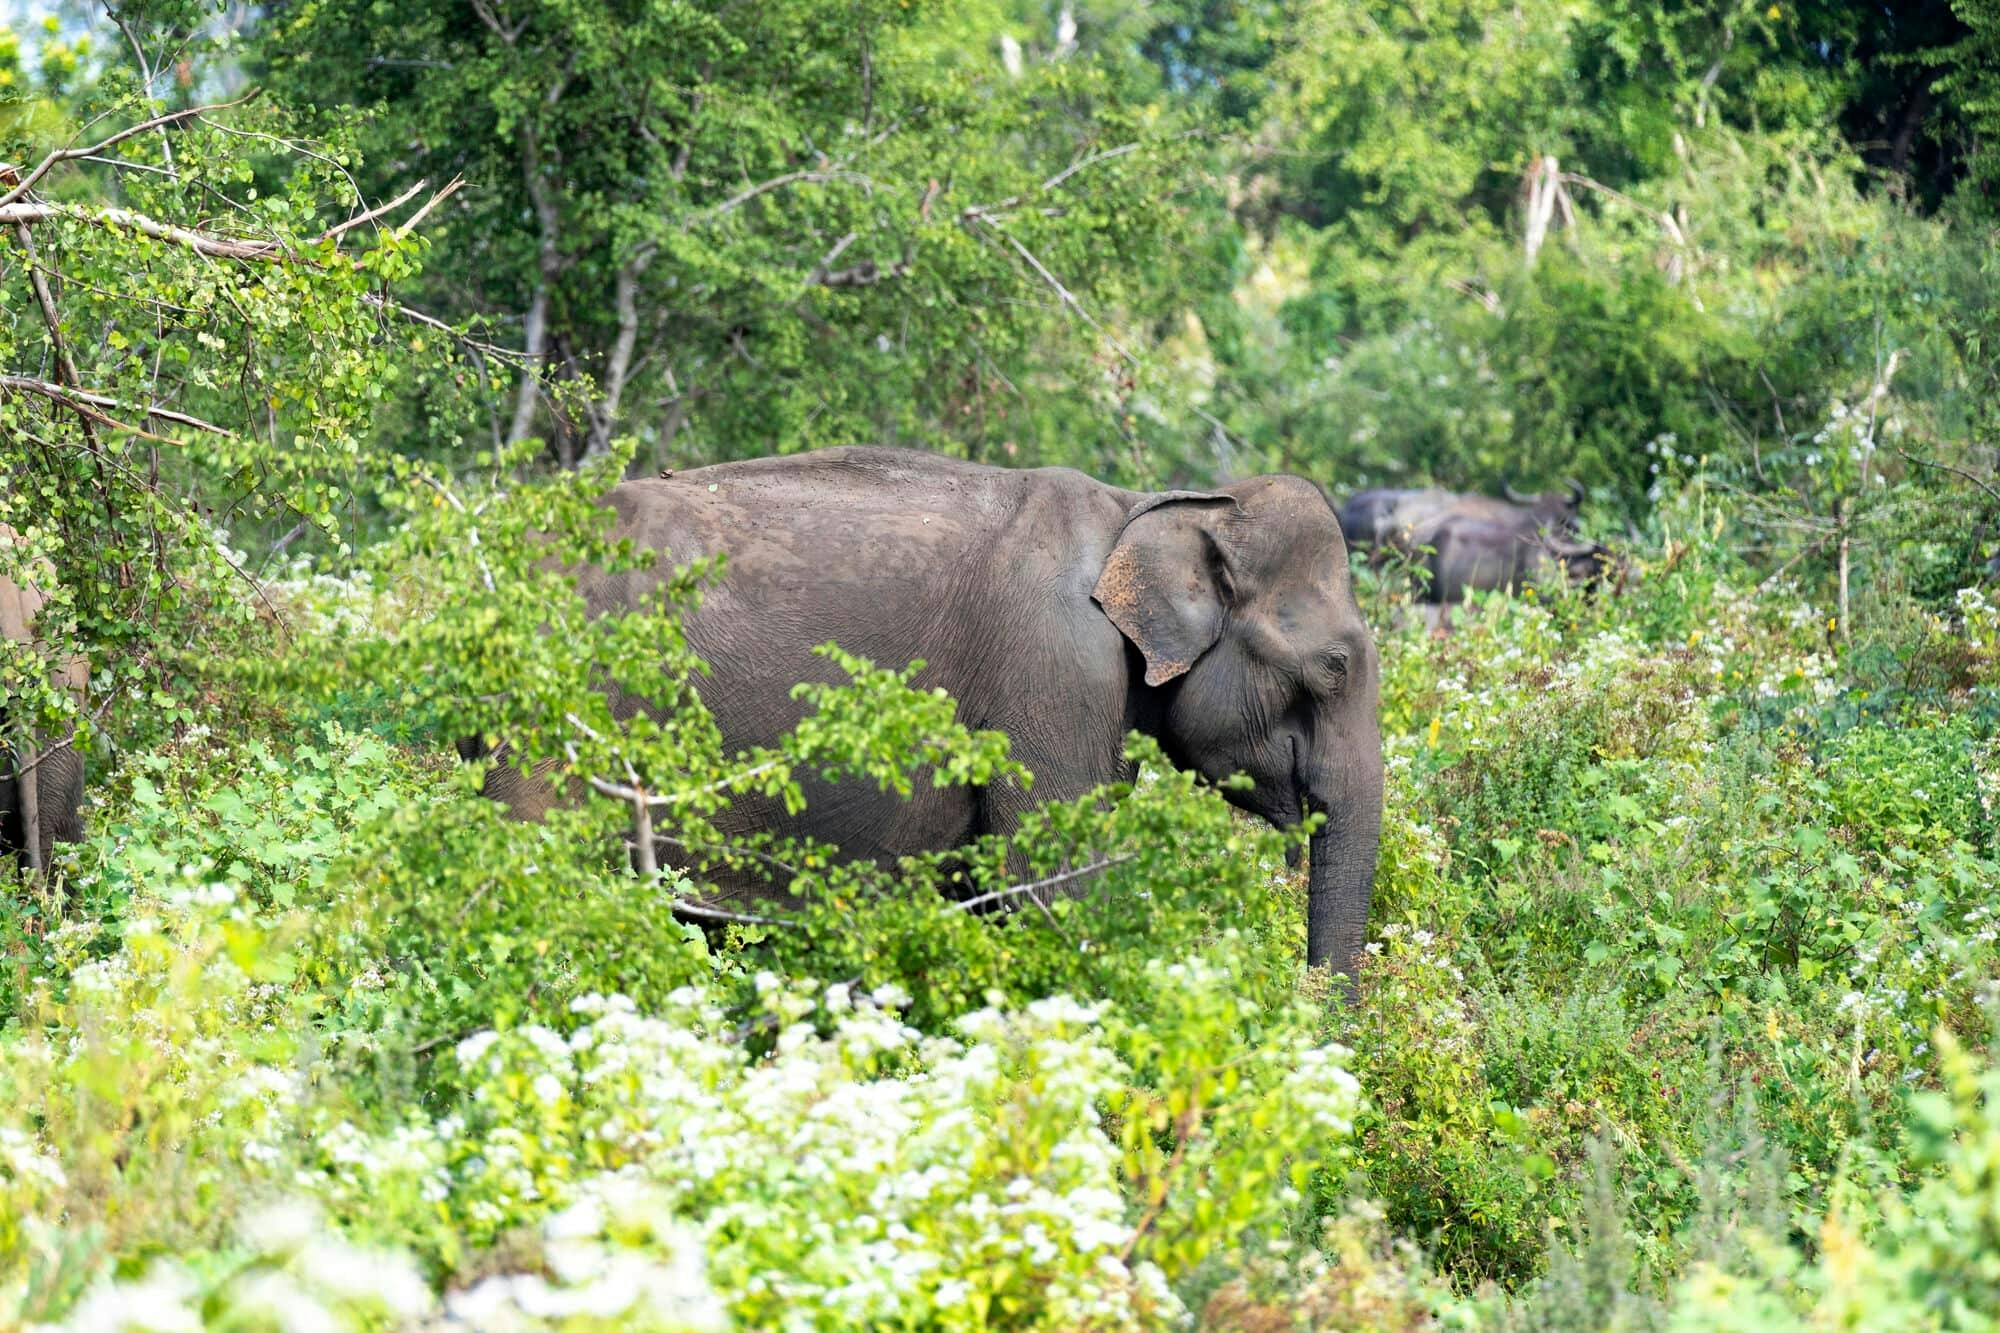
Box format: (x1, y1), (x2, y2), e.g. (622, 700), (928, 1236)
(1336, 488), (1457, 550)
(1421, 515), (1616, 605)
(472, 446), (1384, 980)
(1, 525), (88, 871)
(1340, 481), (1585, 562)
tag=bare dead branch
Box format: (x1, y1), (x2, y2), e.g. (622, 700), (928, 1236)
(314, 179), (428, 243)
(3, 176), (461, 264)
(394, 175), (464, 236)
(811, 250), (914, 288)
(0, 201), (290, 259)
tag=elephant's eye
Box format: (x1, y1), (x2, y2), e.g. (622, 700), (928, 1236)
(1315, 649), (1349, 693)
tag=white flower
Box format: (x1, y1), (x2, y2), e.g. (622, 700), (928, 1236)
(456, 1030), (500, 1066)
(58, 1264), (204, 1333)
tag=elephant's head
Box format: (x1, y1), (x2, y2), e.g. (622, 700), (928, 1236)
(1093, 476), (1384, 983)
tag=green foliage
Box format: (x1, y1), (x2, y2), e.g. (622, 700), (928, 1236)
(256, 0), (1207, 478)
(753, 733), (1305, 1033)
(309, 798), (725, 1090)
(0, 719), (1367, 1325)
(10, 2), (2000, 1329)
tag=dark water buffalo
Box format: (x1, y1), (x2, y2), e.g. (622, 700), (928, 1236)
(475, 447), (1384, 980)
(1, 525), (87, 871)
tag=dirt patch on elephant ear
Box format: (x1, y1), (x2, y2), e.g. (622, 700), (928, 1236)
(1092, 543), (1145, 626)
(1092, 547), (1196, 685)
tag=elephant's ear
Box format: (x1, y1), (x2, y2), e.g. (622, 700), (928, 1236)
(1093, 492), (1239, 687)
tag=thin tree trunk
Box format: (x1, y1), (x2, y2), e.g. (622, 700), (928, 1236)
(507, 115), (564, 449)
(631, 782), (657, 879)
(507, 284), (550, 446)
(15, 740), (41, 873)
(1835, 496), (1850, 647)
(13, 222), (120, 553)
(585, 245), (655, 459)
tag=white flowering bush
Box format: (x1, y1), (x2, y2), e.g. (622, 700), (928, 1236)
(57, 1200), (435, 1333)
(0, 886), (303, 1314)
(0, 823), (1364, 1331)
(300, 939), (1361, 1329)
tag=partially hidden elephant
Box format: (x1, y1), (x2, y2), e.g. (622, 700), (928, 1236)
(1423, 515), (1615, 605)
(1339, 480), (1583, 559)
(474, 446), (1384, 979)
(1339, 481), (1613, 606)
(1, 524), (88, 871)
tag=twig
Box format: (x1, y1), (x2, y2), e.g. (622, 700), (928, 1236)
(1119, 1102), (1203, 1262)
(652, 832), (805, 881)
(976, 223), (1136, 365)
(951, 852), (1136, 913)
(1041, 140), (1144, 191)
(697, 170), (873, 223)
(416, 474), (496, 591)
(1890, 446), (2000, 508)
(361, 294), (526, 363)
(0, 94), (255, 210)
(668, 898), (791, 927)
(0, 375), (235, 437)
(577, 754), (788, 810)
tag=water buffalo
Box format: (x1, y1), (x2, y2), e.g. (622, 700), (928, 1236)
(1337, 488), (1456, 549)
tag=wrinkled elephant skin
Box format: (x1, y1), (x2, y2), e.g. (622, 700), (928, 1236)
(1, 524), (88, 870)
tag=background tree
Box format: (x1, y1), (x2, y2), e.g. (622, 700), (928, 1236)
(257, 0), (1207, 479)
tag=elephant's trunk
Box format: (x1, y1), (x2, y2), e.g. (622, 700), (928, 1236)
(1305, 738), (1383, 995)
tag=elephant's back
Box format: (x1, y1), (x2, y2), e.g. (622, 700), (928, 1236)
(582, 446), (1132, 712)
(594, 448), (1125, 601)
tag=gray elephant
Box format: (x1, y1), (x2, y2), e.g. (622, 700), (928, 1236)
(475, 447), (1384, 980)
(1, 525), (87, 871)
(1423, 516), (1615, 605)
(1341, 481), (1584, 561)
(1337, 488), (1456, 549)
